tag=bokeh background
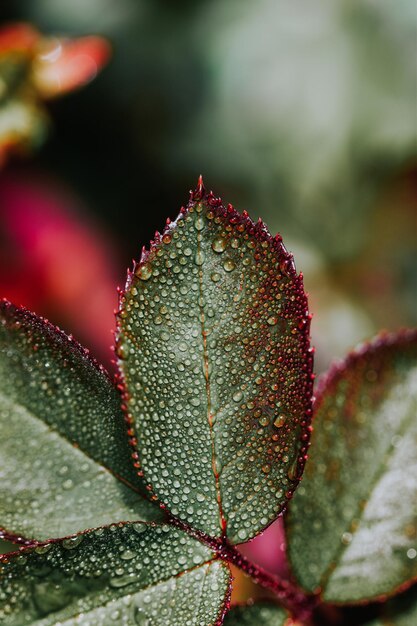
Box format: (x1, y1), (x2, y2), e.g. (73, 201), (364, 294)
(0, 0), (416, 605)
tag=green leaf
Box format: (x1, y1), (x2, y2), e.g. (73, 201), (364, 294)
(224, 602), (288, 625)
(0, 522), (231, 625)
(366, 585), (417, 626)
(286, 330), (417, 603)
(0, 301), (161, 541)
(117, 184), (313, 542)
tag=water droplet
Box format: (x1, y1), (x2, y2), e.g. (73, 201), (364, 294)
(34, 544), (52, 555)
(211, 237), (227, 253)
(62, 535), (84, 550)
(121, 550), (136, 560)
(262, 464), (271, 474)
(211, 272), (221, 283)
(134, 608), (150, 626)
(267, 316), (278, 326)
(136, 263), (152, 281)
(223, 259), (236, 272)
(195, 216), (205, 231)
(274, 414), (286, 428)
(109, 574), (135, 588)
(341, 532), (352, 545)
(232, 391), (243, 402)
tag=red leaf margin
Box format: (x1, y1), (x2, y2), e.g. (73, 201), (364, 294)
(115, 178), (314, 541)
(285, 327), (417, 606)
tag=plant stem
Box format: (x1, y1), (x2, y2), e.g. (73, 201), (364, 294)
(216, 541), (318, 623)
(167, 512), (318, 622)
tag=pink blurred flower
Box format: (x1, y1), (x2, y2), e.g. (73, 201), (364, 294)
(0, 172), (119, 367)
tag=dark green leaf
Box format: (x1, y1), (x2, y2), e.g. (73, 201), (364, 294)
(366, 585), (417, 626)
(286, 330), (417, 603)
(117, 184), (313, 542)
(224, 602), (288, 625)
(0, 301), (161, 541)
(0, 522), (231, 625)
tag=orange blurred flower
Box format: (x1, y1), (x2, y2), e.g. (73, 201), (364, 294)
(0, 23), (110, 166)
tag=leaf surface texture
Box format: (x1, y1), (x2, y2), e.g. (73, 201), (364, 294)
(224, 601), (288, 625)
(0, 301), (161, 541)
(118, 188), (313, 542)
(286, 330), (417, 602)
(0, 523), (231, 625)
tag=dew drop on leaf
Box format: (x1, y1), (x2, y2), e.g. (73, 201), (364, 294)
(136, 263), (153, 281)
(274, 415), (287, 428)
(117, 186), (313, 542)
(223, 259), (236, 272)
(212, 237), (227, 253)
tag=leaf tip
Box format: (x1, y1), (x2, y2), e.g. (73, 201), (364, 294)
(190, 174), (206, 201)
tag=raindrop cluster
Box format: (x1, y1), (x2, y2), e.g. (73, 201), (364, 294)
(0, 301), (159, 542)
(0, 301), (145, 490)
(286, 330), (417, 602)
(0, 523), (230, 625)
(118, 189), (313, 543)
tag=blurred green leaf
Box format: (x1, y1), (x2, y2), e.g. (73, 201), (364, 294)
(224, 602), (288, 625)
(365, 585), (417, 626)
(0, 300), (161, 542)
(0, 522), (231, 625)
(286, 330), (417, 602)
(177, 0), (417, 260)
(117, 185), (313, 543)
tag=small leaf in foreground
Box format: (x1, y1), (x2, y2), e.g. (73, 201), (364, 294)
(0, 523), (231, 626)
(0, 301), (160, 541)
(286, 330), (417, 603)
(224, 601), (289, 625)
(365, 584), (417, 626)
(117, 182), (313, 543)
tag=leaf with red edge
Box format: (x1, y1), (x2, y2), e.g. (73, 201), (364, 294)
(224, 601), (289, 625)
(0, 300), (161, 542)
(286, 330), (417, 603)
(0, 522), (231, 626)
(117, 180), (313, 543)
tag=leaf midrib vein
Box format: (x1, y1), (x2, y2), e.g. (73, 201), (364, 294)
(196, 227), (226, 536)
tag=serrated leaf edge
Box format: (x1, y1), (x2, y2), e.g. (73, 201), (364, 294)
(285, 328), (417, 605)
(115, 180), (314, 541)
(0, 299), (155, 500)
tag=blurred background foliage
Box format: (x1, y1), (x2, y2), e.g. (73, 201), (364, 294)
(0, 0), (416, 370)
(0, 0), (416, 602)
